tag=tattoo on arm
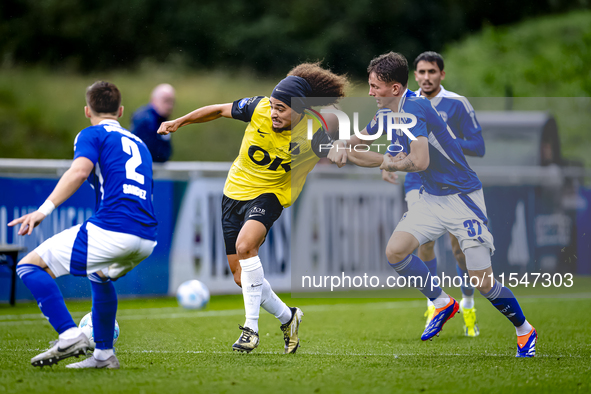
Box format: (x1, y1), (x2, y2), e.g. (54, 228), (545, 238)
(390, 156), (419, 172)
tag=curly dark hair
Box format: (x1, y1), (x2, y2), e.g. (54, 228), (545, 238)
(287, 62), (348, 106)
(367, 52), (408, 86)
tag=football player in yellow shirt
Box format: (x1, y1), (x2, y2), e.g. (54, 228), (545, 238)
(158, 63), (348, 354)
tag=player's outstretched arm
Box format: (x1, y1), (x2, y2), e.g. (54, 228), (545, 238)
(8, 157), (94, 236)
(158, 103), (233, 135)
(380, 136), (429, 172)
(326, 140), (348, 168)
(346, 130), (386, 168)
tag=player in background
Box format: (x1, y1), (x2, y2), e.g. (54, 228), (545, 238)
(158, 63), (348, 354)
(9, 82), (158, 369)
(409, 51), (485, 336)
(340, 52), (536, 357)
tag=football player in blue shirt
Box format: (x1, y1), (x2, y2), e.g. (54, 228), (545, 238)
(407, 51), (485, 336)
(9, 81), (158, 369)
(343, 52), (536, 357)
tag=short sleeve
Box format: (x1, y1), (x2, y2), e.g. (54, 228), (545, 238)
(366, 109), (391, 135)
(73, 128), (99, 164)
(405, 104), (429, 140)
(311, 127), (334, 158)
(231, 96), (264, 122)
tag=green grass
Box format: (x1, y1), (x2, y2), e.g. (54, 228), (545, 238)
(2, 281), (591, 394)
(0, 65), (282, 162)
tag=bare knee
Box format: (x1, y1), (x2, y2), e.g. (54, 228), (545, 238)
(468, 270), (493, 293)
(17, 251), (42, 267)
(386, 244), (409, 265)
(235, 240), (258, 261)
(386, 232), (419, 265)
(474, 275), (493, 293)
(17, 251), (55, 278)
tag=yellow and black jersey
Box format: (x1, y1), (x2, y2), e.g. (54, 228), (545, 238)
(224, 96), (333, 208)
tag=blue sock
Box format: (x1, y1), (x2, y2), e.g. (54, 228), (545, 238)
(481, 280), (526, 327)
(89, 274), (118, 350)
(424, 258), (438, 278)
(16, 264), (76, 334)
(455, 264), (475, 297)
(389, 254), (442, 300)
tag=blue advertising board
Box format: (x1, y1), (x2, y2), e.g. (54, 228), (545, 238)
(0, 174), (587, 303)
(0, 177), (175, 301)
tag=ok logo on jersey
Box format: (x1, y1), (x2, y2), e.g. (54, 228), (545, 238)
(248, 145), (291, 172)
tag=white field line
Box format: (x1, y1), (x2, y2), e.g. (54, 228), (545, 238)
(0, 348), (586, 358)
(123, 350), (588, 358)
(1, 293), (589, 326)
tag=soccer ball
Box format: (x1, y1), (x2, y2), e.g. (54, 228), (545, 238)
(78, 312), (120, 349)
(176, 279), (210, 310)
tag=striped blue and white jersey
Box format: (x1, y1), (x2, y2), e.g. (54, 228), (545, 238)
(404, 86), (484, 193)
(417, 86), (484, 157)
(366, 92), (482, 196)
(73, 119), (158, 241)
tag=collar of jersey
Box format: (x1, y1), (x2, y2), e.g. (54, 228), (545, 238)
(397, 89), (408, 112)
(99, 119), (121, 126)
(288, 112), (317, 136)
(418, 85), (455, 107)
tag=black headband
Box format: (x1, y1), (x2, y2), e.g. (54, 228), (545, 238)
(270, 75), (312, 113)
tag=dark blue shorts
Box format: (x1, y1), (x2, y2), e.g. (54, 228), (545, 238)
(221, 193), (284, 255)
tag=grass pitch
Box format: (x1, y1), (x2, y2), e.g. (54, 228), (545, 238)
(1, 282), (590, 394)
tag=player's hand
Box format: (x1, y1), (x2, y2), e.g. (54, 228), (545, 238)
(8, 211), (47, 236)
(381, 169), (399, 185)
(157, 120), (179, 135)
(381, 151), (407, 172)
(380, 153), (396, 172)
(392, 151), (407, 162)
(327, 140), (348, 168)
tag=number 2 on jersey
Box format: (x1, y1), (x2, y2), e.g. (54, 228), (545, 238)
(121, 137), (145, 184)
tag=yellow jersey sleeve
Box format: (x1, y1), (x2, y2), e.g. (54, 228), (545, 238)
(223, 97), (327, 207)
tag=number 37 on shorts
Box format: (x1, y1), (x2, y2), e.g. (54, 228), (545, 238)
(463, 219), (482, 238)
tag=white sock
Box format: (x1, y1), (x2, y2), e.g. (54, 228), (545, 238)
(240, 256), (264, 333)
(260, 279), (292, 325)
(516, 320), (533, 336)
(432, 292), (451, 309)
(94, 348), (114, 361)
(461, 295), (474, 309)
(427, 299), (434, 308)
(59, 327), (82, 340)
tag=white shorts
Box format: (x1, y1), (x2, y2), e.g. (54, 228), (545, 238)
(35, 221), (156, 279)
(395, 189), (495, 255)
(405, 189), (421, 207)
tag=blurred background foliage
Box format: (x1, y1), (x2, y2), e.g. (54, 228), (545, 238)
(1, 0), (587, 76)
(0, 1), (590, 164)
